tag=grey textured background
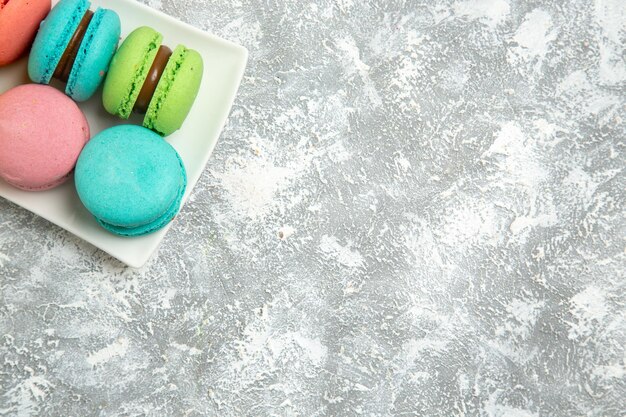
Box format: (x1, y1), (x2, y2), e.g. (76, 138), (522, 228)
(1, 0), (625, 416)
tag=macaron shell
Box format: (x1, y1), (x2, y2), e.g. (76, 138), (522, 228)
(102, 26), (162, 118)
(96, 161), (186, 236)
(75, 125), (186, 235)
(0, 85), (90, 191)
(0, 0), (51, 66)
(144, 45), (203, 136)
(28, 0), (89, 84)
(66, 7), (120, 101)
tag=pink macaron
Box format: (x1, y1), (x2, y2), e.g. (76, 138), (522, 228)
(0, 84), (90, 191)
(0, 0), (51, 66)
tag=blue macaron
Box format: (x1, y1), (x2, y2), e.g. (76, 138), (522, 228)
(28, 0), (120, 102)
(75, 125), (187, 236)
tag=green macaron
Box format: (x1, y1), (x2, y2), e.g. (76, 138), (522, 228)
(102, 26), (203, 136)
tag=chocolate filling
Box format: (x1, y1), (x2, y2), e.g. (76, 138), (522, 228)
(53, 10), (94, 82)
(134, 45), (172, 113)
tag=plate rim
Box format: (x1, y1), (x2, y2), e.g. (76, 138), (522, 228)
(0, 0), (248, 268)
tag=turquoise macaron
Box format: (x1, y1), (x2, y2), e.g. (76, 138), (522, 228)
(75, 125), (187, 236)
(28, 0), (120, 102)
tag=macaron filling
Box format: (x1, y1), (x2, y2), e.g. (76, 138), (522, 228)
(134, 45), (172, 113)
(52, 9), (93, 82)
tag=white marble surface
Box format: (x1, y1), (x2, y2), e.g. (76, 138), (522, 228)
(1, 0), (625, 415)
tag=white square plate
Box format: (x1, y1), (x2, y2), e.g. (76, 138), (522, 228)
(0, 0), (248, 267)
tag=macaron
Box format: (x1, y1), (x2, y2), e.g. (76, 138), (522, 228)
(0, 84), (90, 191)
(28, 0), (120, 102)
(102, 26), (203, 137)
(0, 0), (51, 66)
(75, 125), (187, 236)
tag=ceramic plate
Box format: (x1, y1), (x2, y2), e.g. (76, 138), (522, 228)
(0, 0), (248, 268)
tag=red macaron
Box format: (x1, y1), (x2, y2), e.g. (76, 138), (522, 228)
(0, 0), (51, 66)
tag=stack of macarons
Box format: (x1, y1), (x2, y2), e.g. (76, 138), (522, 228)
(0, 0), (205, 236)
